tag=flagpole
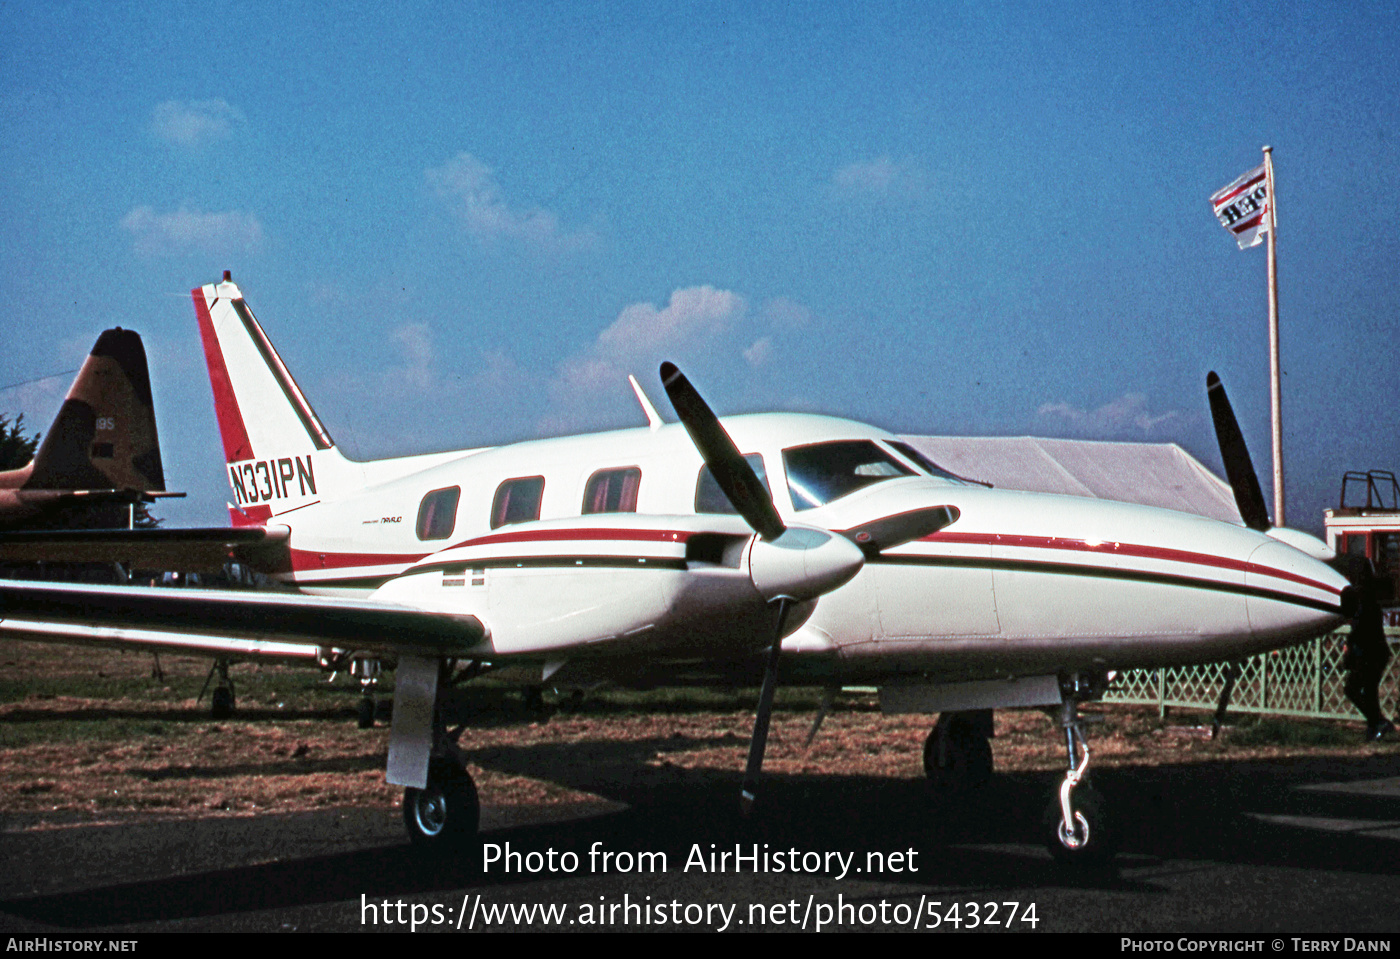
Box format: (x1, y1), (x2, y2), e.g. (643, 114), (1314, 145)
(1263, 145), (1284, 527)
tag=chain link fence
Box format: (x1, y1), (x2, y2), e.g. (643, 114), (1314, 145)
(1104, 628), (1400, 720)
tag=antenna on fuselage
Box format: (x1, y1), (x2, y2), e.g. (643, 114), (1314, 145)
(628, 374), (664, 431)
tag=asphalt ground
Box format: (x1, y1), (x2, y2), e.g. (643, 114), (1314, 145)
(2, 752), (1399, 935)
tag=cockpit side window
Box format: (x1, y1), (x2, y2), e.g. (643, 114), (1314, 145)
(783, 440), (914, 510)
(695, 454), (769, 514)
(491, 476), (545, 529)
(416, 486), (461, 540)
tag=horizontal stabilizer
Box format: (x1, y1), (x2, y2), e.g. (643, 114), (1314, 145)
(0, 525), (288, 571)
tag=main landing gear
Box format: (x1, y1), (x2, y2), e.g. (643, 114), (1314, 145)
(198, 659), (236, 719)
(399, 659), (488, 850)
(923, 709), (994, 793)
(1042, 674), (1115, 866)
(353, 657), (382, 729)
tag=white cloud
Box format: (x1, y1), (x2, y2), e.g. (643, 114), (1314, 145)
(120, 206), (263, 257)
(743, 336), (772, 368)
(541, 286), (748, 433)
(831, 156), (928, 200)
(387, 322), (435, 392)
(1037, 393), (1184, 438)
(426, 152), (597, 253)
(758, 296), (811, 330)
(150, 99), (244, 147)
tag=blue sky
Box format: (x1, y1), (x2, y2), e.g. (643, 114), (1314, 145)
(2, 1), (1397, 533)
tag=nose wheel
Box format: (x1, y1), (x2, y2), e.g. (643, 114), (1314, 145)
(1045, 785), (1108, 863)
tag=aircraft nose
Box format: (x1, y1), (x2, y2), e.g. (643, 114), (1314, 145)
(1244, 539), (1353, 645)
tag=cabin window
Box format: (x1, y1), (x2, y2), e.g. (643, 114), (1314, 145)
(582, 467), (641, 514)
(416, 486), (461, 540)
(783, 440), (914, 510)
(695, 454), (769, 514)
(491, 476), (545, 528)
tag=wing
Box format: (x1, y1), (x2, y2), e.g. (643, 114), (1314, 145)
(0, 578), (484, 661)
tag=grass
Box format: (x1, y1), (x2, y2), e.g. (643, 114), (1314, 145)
(2, 640), (1395, 822)
(1220, 715), (1363, 747)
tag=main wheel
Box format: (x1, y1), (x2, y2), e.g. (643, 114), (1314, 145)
(1043, 786), (1116, 866)
(210, 685), (235, 719)
(357, 696), (376, 729)
(403, 759), (480, 850)
(923, 713), (993, 792)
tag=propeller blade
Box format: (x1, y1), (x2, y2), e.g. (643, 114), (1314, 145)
(740, 597), (792, 817)
(840, 506), (960, 558)
(1206, 372), (1272, 532)
(660, 362), (786, 541)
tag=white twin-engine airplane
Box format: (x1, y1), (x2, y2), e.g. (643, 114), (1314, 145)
(0, 275), (1355, 865)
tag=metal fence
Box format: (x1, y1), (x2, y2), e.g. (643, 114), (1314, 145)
(1104, 628), (1400, 721)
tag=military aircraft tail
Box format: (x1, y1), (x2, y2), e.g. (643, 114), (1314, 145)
(0, 328), (176, 528)
(192, 273), (358, 524)
(26, 328), (166, 494)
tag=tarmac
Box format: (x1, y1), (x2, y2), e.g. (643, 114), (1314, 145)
(2, 754), (1399, 934)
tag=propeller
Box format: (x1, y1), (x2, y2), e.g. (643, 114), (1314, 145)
(661, 361), (866, 814)
(660, 361), (966, 814)
(1206, 371), (1272, 532)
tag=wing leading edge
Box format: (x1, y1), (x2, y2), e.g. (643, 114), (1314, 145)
(0, 579), (486, 660)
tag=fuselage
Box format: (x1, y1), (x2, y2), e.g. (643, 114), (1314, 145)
(230, 411), (1351, 684)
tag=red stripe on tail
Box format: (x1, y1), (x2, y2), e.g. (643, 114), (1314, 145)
(193, 288), (255, 464)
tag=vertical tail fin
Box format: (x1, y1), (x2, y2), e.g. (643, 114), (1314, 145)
(192, 276), (357, 522)
(26, 329), (166, 493)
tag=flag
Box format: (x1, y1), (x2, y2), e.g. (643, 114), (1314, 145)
(1211, 164), (1271, 249)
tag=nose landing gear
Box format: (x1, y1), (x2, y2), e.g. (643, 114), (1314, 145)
(1043, 674), (1115, 866)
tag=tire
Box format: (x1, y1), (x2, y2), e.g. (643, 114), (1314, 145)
(923, 714), (993, 792)
(403, 760), (480, 850)
(357, 696), (376, 729)
(210, 686), (234, 720)
(1043, 786), (1116, 866)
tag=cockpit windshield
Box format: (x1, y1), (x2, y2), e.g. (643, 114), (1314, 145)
(886, 440), (970, 483)
(784, 440), (915, 510)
